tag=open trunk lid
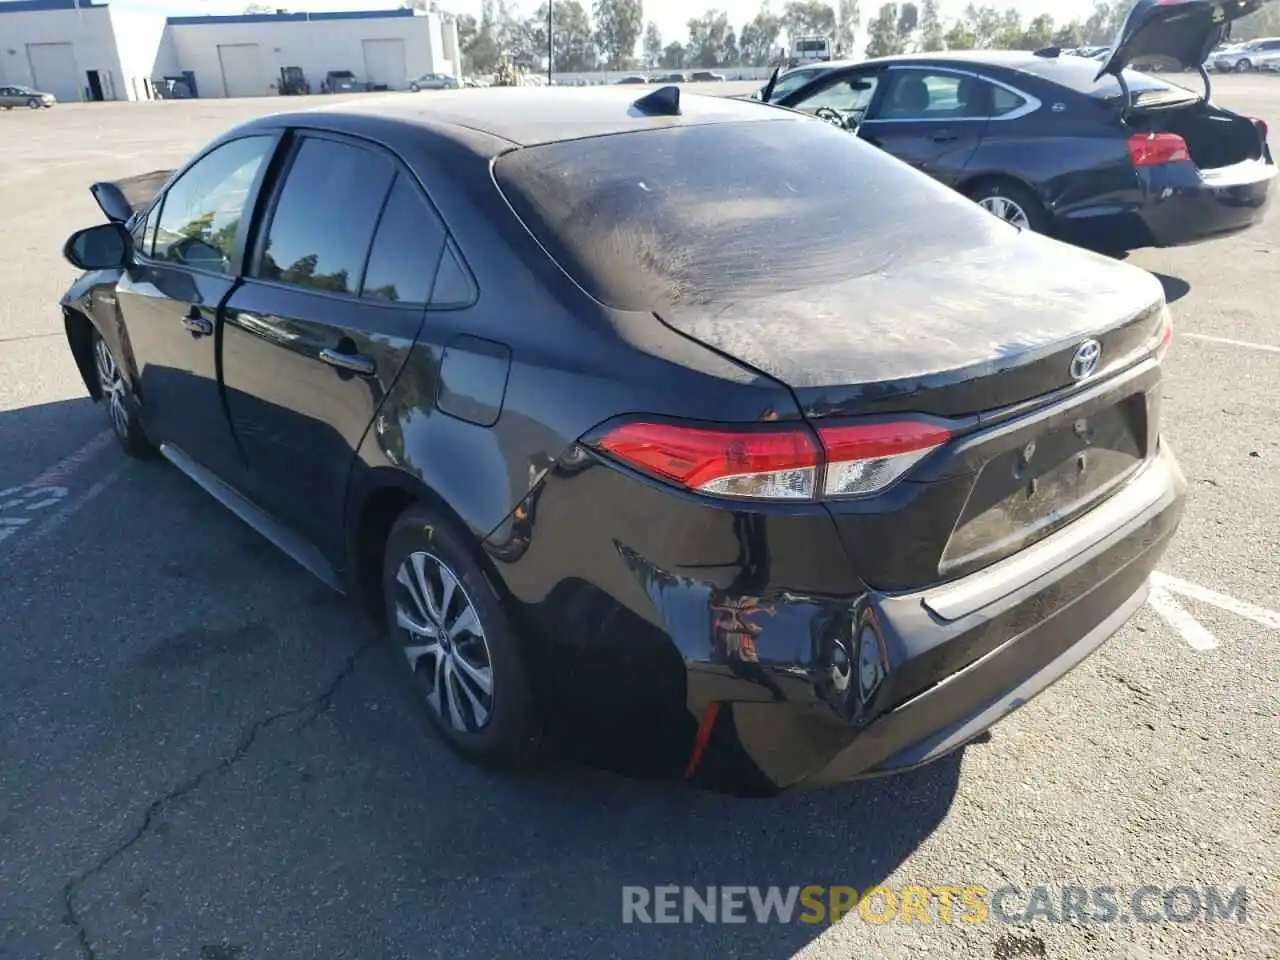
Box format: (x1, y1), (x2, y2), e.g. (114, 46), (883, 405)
(1096, 0), (1273, 79)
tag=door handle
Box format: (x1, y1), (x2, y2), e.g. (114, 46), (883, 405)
(182, 310), (213, 337)
(319, 347), (376, 377)
(929, 130), (960, 143)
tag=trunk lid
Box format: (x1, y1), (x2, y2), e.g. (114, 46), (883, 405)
(1096, 0), (1273, 79)
(658, 228), (1165, 420)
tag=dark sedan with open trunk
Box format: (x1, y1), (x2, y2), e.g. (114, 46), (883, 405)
(59, 85), (1184, 795)
(767, 0), (1275, 252)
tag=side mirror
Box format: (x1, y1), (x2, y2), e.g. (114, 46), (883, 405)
(63, 222), (132, 271)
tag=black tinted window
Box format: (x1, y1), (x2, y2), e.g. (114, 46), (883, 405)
(257, 137), (394, 295)
(360, 174), (446, 306)
(152, 136), (274, 273)
(494, 120), (988, 312)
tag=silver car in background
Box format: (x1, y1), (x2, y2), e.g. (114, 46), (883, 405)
(1215, 37), (1280, 71)
(0, 84), (56, 109)
(408, 73), (459, 91)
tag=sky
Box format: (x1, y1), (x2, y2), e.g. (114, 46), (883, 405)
(54, 0), (1102, 53)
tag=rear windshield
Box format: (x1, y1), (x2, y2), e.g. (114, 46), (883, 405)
(493, 119), (990, 312)
(1016, 57), (1198, 101)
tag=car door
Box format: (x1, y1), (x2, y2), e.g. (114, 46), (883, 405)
(855, 67), (991, 186)
(114, 133), (280, 483)
(219, 131), (448, 560)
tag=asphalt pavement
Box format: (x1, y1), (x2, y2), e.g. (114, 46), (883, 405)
(0, 77), (1277, 960)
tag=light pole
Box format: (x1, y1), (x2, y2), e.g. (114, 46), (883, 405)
(546, 1), (553, 84)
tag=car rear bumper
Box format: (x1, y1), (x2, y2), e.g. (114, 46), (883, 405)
(683, 442), (1185, 793)
(1139, 159), (1275, 247)
(1056, 158), (1274, 251)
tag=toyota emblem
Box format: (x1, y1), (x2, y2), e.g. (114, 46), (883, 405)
(1069, 339), (1102, 381)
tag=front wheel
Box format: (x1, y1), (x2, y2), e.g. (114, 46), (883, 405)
(26, 98), (41, 109)
(409, 82), (420, 92)
(382, 506), (543, 769)
(1236, 59), (1253, 72)
(92, 330), (153, 458)
(966, 180), (1049, 234)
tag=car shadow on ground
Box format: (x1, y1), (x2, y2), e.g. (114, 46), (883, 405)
(1151, 272), (1191, 304)
(0, 396), (966, 958)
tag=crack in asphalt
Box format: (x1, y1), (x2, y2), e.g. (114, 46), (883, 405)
(61, 640), (376, 960)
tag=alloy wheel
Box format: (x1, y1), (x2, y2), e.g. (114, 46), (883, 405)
(977, 194), (1031, 229)
(94, 337), (130, 440)
(394, 551), (495, 733)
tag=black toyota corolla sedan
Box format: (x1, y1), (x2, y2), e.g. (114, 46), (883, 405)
(60, 84), (1185, 795)
(766, 0), (1275, 252)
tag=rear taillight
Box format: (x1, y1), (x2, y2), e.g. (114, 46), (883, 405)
(593, 419), (951, 501)
(1128, 132), (1190, 167)
(1250, 116), (1269, 141)
(1154, 307), (1174, 362)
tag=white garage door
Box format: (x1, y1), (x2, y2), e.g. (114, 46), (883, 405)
(26, 43), (80, 102)
(218, 44), (266, 98)
(362, 39), (407, 90)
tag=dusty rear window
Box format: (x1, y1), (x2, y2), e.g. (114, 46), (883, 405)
(493, 118), (987, 312)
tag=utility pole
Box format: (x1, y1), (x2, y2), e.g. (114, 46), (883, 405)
(546, 1), (553, 84)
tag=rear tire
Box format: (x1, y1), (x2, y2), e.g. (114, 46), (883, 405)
(92, 329), (154, 459)
(1236, 59), (1253, 72)
(966, 179), (1049, 234)
(381, 505), (542, 770)
(409, 82), (420, 92)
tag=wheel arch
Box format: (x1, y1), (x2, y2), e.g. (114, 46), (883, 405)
(63, 306), (101, 401)
(344, 466), (513, 623)
(955, 170), (1045, 206)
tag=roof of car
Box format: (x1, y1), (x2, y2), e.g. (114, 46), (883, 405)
(306, 86), (791, 147)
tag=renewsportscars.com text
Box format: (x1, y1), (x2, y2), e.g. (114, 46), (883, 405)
(621, 884), (1249, 925)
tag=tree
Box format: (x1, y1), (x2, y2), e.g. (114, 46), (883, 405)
(1051, 19), (1084, 48)
(465, 0), (503, 72)
(781, 1), (837, 39)
(835, 0), (859, 56)
(660, 40), (687, 67)
(687, 9), (734, 67)
(896, 1), (917, 35)
(594, 0), (644, 69)
(918, 0), (943, 51)
(1021, 12), (1054, 48)
(643, 21), (663, 67)
(864, 2), (905, 57)
(1082, 1), (1125, 45)
(530, 0), (596, 71)
(739, 4), (783, 66)
(943, 20), (976, 49)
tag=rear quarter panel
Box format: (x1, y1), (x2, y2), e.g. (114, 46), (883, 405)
(966, 81), (1140, 222)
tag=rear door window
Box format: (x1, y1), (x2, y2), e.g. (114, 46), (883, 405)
(254, 135), (395, 295)
(359, 174), (447, 307)
(872, 70), (990, 120)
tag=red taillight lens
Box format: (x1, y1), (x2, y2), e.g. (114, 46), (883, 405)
(818, 421), (952, 497)
(596, 422), (819, 499)
(1128, 132), (1190, 167)
(1250, 116), (1269, 141)
(593, 419), (951, 501)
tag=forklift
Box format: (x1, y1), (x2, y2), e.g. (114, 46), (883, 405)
(278, 66), (310, 96)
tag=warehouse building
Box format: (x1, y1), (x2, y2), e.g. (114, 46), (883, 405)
(0, 0), (461, 102)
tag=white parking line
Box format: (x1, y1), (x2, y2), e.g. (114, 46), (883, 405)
(1182, 332), (1280, 354)
(0, 430), (117, 551)
(1147, 571), (1280, 651)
